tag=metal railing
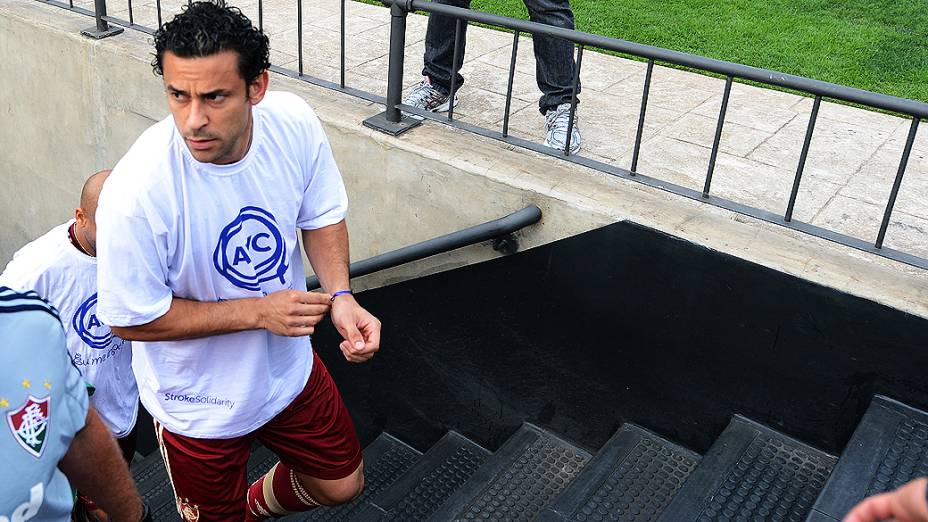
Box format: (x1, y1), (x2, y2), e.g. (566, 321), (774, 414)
(305, 204), (542, 290)
(35, 0), (928, 270)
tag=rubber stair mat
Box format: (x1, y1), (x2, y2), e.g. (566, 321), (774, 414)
(541, 423), (700, 522)
(427, 423), (591, 522)
(357, 431), (491, 521)
(808, 395), (928, 522)
(657, 415), (835, 522)
(287, 432), (422, 521)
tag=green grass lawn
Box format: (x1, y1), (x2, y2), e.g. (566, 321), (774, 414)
(382, 0), (928, 103)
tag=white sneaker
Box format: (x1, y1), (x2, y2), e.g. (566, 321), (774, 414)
(403, 76), (460, 118)
(544, 103), (582, 155)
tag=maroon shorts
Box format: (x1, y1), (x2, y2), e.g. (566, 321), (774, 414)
(155, 352), (362, 522)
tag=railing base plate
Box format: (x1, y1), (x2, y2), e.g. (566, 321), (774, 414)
(81, 24), (124, 39)
(362, 111), (422, 136)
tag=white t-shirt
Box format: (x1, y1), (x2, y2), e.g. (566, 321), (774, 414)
(0, 221), (139, 437)
(95, 91), (348, 438)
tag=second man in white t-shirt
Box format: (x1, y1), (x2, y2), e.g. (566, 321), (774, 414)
(0, 170), (140, 521)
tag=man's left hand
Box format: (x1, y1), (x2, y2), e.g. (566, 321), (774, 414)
(330, 295), (381, 363)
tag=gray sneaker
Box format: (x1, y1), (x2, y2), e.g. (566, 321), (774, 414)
(403, 76), (459, 117)
(544, 103), (582, 155)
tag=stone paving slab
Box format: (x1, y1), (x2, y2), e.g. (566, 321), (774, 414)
(663, 112), (772, 158)
(70, 0), (928, 260)
(607, 68), (720, 113)
(813, 195), (928, 256)
(840, 140), (928, 221)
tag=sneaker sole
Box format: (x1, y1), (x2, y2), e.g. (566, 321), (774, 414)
(432, 98), (458, 113)
(545, 138), (582, 155)
(403, 97), (460, 121)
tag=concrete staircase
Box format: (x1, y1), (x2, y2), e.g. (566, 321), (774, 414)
(132, 395), (928, 521)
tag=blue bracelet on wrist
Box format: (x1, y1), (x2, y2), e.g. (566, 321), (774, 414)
(331, 289), (353, 301)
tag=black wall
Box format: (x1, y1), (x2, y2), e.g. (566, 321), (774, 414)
(312, 221), (928, 456)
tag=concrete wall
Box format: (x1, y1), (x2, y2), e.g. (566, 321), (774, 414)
(3, 0), (928, 319)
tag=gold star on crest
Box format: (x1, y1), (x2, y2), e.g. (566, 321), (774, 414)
(44, 380), (52, 390)
(22, 379), (31, 389)
(0, 398), (8, 408)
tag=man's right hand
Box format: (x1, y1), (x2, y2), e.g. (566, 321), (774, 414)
(259, 290), (331, 337)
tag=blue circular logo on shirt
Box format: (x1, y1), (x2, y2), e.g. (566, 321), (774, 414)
(212, 206), (289, 292)
(72, 293), (116, 350)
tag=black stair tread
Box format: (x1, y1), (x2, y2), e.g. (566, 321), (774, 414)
(357, 431), (492, 521)
(541, 423), (701, 522)
(151, 497), (182, 522)
(809, 395), (928, 521)
(535, 510), (569, 522)
(656, 415), (836, 522)
(141, 443), (279, 521)
(132, 450), (169, 501)
(284, 432), (422, 521)
(805, 510), (840, 522)
(137, 434), (421, 521)
(245, 443), (279, 485)
(351, 502), (386, 521)
(131, 451), (178, 521)
(426, 423), (592, 522)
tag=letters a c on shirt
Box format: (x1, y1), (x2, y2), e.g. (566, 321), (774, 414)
(71, 293), (123, 351)
(212, 206), (289, 294)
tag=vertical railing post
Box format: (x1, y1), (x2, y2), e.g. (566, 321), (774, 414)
(340, 0), (346, 88)
(703, 75), (733, 198)
(563, 44), (583, 156)
(875, 117), (921, 249)
(297, 0), (304, 76)
(785, 95), (822, 222)
(447, 19), (464, 121)
(80, 0), (123, 39)
(385, 1), (409, 123)
(630, 59), (654, 175)
(501, 31), (520, 138)
(362, 0), (422, 136)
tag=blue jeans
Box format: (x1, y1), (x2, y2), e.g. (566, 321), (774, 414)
(421, 0), (580, 114)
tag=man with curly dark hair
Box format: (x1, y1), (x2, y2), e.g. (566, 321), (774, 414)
(93, 2), (381, 520)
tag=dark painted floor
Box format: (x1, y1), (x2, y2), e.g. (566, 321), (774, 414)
(311, 221), (928, 455)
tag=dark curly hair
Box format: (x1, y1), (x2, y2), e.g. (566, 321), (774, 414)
(152, 1), (270, 87)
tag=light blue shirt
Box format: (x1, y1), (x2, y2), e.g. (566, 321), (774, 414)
(0, 287), (89, 521)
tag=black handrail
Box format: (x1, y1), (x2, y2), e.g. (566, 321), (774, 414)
(305, 204), (542, 290)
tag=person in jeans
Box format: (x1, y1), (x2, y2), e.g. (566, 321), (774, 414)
(404, 0), (583, 154)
